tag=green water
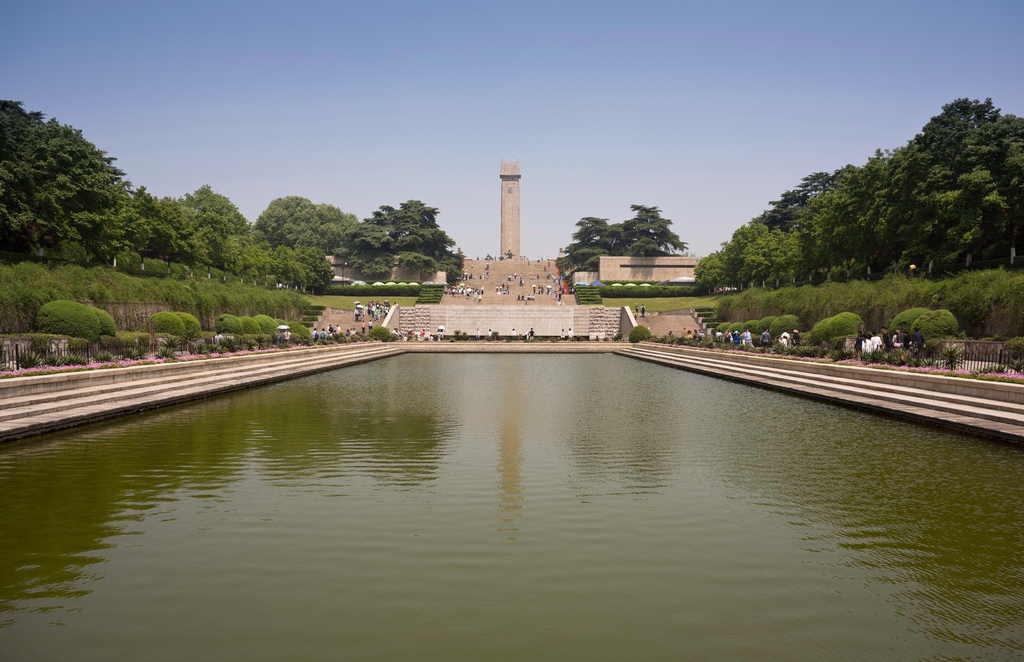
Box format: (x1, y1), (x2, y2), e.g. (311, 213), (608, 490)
(1, 354), (1023, 660)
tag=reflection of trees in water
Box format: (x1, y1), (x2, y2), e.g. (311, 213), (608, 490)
(0, 399), (259, 615)
(0, 358), (454, 616)
(690, 385), (1024, 653)
(247, 365), (455, 486)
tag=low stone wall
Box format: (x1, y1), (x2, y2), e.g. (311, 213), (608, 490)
(390, 305), (632, 338)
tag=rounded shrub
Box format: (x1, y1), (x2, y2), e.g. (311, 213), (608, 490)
(753, 316), (777, 334)
(744, 320), (760, 332)
(716, 322), (732, 333)
(174, 312), (202, 336)
(286, 321), (311, 343)
(368, 326), (393, 342)
(215, 314), (244, 334)
(727, 322), (744, 333)
(90, 307), (117, 336)
(148, 311), (186, 335)
(887, 307), (930, 332)
(913, 309), (958, 342)
(768, 315), (801, 338)
(808, 312), (864, 347)
(36, 300), (102, 341)
(238, 316), (262, 335)
(253, 314), (277, 334)
(1004, 337), (1024, 359)
(628, 325), (653, 343)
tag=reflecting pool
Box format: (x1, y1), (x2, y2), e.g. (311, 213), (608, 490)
(1, 354), (1023, 660)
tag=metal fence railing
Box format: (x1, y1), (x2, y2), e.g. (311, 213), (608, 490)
(2, 340), (154, 372)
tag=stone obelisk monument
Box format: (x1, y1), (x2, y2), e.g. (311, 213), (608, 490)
(500, 160), (521, 258)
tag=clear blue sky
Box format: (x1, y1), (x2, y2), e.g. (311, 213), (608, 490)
(3, 0), (1022, 258)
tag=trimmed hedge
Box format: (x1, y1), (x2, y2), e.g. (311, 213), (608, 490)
(914, 309), (958, 342)
(887, 307), (930, 332)
(90, 307), (117, 336)
(36, 300), (101, 341)
(415, 285), (445, 305)
(753, 316), (777, 334)
(148, 311), (185, 335)
(599, 286), (697, 298)
(368, 326), (393, 341)
(174, 312), (202, 335)
(287, 321), (311, 343)
(716, 322), (732, 333)
(253, 314), (278, 334)
(215, 314), (243, 334)
(728, 322), (744, 333)
(808, 312), (863, 346)
(1005, 337), (1024, 358)
(325, 284), (421, 297)
(768, 315), (802, 338)
(628, 325), (653, 343)
(238, 316), (262, 335)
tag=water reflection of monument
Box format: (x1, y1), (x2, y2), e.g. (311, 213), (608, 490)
(497, 370), (524, 540)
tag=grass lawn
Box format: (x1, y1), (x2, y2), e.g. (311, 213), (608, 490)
(603, 296), (719, 312)
(305, 294), (419, 310)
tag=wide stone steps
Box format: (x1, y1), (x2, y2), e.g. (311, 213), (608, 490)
(618, 345), (1024, 443)
(0, 346), (395, 423)
(0, 344), (403, 443)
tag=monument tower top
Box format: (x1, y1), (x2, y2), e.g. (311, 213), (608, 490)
(500, 160), (521, 258)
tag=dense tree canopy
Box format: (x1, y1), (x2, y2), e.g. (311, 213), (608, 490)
(254, 196), (357, 254)
(0, 100), (127, 257)
(558, 205), (686, 274)
(341, 200), (462, 282)
(697, 98), (1024, 290)
(0, 101), (464, 291)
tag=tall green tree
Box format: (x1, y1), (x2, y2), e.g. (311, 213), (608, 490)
(342, 200), (461, 282)
(254, 196), (357, 254)
(181, 185), (249, 278)
(0, 101), (126, 257)
(558, 205), (686, 274)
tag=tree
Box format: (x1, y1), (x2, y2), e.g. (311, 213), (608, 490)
(121, 187), (195, 271)
(0, 101), (126, 257)
(342, 200), (460, 283)
(181, 185), (250, 278)
(621, 205), (687, 256)
(756, 170), (844, 232)
(557, 206), (686, 274)
(255, 196), (356, 254)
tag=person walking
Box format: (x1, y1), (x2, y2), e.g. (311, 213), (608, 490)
(760, 328), (771, 347)
(640, 304), (646, 318)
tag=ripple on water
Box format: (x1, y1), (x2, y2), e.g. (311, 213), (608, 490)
(0, 354), (1022, 660)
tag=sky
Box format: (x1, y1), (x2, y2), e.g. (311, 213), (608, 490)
(3, 0), (1023, 259)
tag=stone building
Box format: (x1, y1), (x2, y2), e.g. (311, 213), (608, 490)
(500, 160), (521, 258)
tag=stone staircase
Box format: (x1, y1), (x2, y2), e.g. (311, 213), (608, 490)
(452, 259), (568, 306)
(617, 343), (1024, 443)
(634, 310), (702, 337)
(0, 344), (403, 443)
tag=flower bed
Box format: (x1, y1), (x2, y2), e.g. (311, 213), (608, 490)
(0, 344), (368, 380)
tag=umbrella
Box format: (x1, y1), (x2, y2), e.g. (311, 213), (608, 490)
(356, 304), (364, 309)
(624, 283), (636, 287)
(639, 283), (652, 287)
(591, 281), (604, 286)
(385, 281), (397, 285)
(438, 325), (445, 331)
(277, 324), (290, 330)
(574, 282), (588, 286)
(372, 282), (385, 286)
(352, 280), (367, 285)
(611, 283), (623, 287)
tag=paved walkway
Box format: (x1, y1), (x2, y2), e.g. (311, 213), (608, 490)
(633, 310), (701, 337)
(447, 258), (570, 306)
